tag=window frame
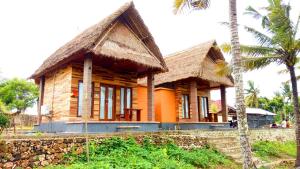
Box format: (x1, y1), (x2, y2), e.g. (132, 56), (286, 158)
(77, 80), (94, 117)
(120, 87), (133, 115)
(201, 96), (209, 118)
(181, 94), (190, 119)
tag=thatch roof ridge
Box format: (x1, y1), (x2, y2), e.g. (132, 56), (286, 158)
(152, 40), (234, 87)
(31, 1), (167, 79)
(164, 40), (215, 61)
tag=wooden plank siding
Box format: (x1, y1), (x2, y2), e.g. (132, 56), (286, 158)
(69, 63), (139, 122)
(42, 65), (72, 122)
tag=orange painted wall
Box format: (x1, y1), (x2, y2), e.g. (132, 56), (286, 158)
(155, 88), (177, 122)
(137, 86), (177, 122)
(137, 85), (148, 121)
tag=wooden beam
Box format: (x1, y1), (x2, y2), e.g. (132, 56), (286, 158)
(220, 85), (228, 122)
(190, 81), (198, 122)
(147, 73), (154, 121)
(82, 55), (93, 120)
(38, 76), (45, 125)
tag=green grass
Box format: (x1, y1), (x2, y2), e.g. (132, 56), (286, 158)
(45, 137), (239, 169)
(252, 140), (296, 161)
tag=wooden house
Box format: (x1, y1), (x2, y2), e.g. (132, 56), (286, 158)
(31, 2), (168, 133)
(138, 41), (234, 130)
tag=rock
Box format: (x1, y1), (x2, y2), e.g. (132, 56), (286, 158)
(3, 162), (14, 169)
(38, 154), (45, 161)
(41, 160), (49, 166)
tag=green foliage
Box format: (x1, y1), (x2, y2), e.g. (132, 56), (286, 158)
(0, 100), (7, 114)
(0, 78), (38, 112)
(245, 80), (260, 108)
(47, 137), (238, 169)
(252, 141), (296, 161)
(0, 113), (10, 134)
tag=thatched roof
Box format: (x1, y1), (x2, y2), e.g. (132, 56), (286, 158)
(31, 1), (167, 79)
(154, 40), (234, 87)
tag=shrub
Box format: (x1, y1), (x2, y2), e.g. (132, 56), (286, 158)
(0, 113), (10, 134)
(50, 137), (238, 169)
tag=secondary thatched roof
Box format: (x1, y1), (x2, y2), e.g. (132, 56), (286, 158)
(154, 40), (234, 87)
(31, 1), (167, 79)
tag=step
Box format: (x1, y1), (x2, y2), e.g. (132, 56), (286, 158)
(219, 146), (241, 153)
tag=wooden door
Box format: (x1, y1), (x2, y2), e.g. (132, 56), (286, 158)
(100, 84), (115, 121)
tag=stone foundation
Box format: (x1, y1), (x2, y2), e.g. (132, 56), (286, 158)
(0, 128), (295, 168)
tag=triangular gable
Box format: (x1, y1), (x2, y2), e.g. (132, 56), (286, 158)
(93, 20), (156, 61)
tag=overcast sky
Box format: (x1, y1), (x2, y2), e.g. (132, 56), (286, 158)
(0, 0), (299, 112)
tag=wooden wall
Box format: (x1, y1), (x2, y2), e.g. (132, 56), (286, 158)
(174, 81), (211, 122)
(69, 63), (139, 121)
(42, 65), (72, 122)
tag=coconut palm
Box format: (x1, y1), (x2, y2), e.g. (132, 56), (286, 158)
(173, 0), (255, 168)
(222, 0), (300, 166)
(245, 81), (260, 108)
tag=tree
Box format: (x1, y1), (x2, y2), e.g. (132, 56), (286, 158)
(245, 81), (260, 108)
(173, 0), (256, 168)
(0, 78), (38, 113)
(0, 100), (10, 135)
(231, 0), (300, 166)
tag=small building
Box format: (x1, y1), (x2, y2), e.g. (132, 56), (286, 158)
(212, 101), (276, 128)
(245, 108), (276, 128)
(138, 41), (234, 130)
(31, 2), (168, 133)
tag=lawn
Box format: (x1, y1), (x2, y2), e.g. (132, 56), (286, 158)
(45, 137), (239, 169)
(252, 140), (296, 162)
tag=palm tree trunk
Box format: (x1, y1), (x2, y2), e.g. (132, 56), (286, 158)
(287, 65), (300, 167)
(229, 0), (256, 168)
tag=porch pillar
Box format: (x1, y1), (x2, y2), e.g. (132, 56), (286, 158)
(82, 55), (93, 121)
(190, 81), (198, 122)
(147, 73), (155, 121)
(38, 76), (45, 125)
(220, 85), (228, 122)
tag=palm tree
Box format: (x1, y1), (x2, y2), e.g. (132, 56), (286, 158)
(245, 81), (260, 108)
(173, 0), (256, 168)
(222, 0), (300, 166)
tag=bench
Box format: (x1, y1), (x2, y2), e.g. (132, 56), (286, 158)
(210, 124), (226, 130)
(116, 126), (141, 132)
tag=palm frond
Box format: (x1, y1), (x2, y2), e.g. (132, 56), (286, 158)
(215, 60), (232, 77)
(240, 45), (275, 57)
(244, 26), (273, 46)
(278, 68), (289, 74)
(243, 55), (281, 71)
(173, 0), (210, 14)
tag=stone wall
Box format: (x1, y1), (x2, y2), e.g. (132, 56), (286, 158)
(177, 128), (295, 142)
(0, 128), (295, 168)
(0, 134), (207, 169)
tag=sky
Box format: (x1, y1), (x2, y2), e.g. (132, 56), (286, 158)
(0, 0), (299, 113)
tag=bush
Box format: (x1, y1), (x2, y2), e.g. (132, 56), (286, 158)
(49, 137), (238, 169)
(0, 113), (10, 134)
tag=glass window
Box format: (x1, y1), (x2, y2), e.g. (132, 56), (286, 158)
(77, 81), (94, 117)
(120, 88), (125, 115)
(120, 87), (132, 114)
(108, 87), (113, 120)
(78, 82), (83, 116)
(201, 97), (209, 118)
(100, 86), (106, 119)
(181, 94), (190, 118)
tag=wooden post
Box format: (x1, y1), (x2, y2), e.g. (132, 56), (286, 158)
(82, 54), (92, 162)
(147, 73), (154, 121)
(38, 76), (45, 125)
(220, 85), (228, 122)
(190, 81), (198, 122)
